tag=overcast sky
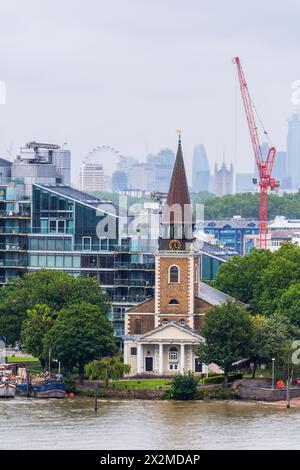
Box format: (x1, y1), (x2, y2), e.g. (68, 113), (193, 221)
(0, 0), (300, 184)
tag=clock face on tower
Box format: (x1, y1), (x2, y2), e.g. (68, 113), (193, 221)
(169, 239), (181, 250)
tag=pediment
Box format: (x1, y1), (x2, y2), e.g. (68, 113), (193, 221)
(140, 323), (204, 342)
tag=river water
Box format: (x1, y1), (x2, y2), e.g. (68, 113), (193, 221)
(0, 397), (299, 450)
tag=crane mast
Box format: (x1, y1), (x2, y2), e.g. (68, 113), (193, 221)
(233, 56), (279, 249)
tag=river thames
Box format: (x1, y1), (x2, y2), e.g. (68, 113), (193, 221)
(0, 397), (299, 450)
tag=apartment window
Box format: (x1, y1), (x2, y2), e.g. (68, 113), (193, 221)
(49, 220), (57, 233)
(47, 256), (55, 267)
(38, 255), (47, 267)
(58, 220), (66, 233)
(82, 237), (92, 251)
(64, 256), (72, 268)
(55, 256), (64, 268)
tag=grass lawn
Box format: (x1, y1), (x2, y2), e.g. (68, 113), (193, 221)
(8, 356), (38, 363)
(7, 356), (42, 373)
(106, 379), (171, 390)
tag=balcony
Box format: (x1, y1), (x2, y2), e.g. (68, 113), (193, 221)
(0, 260), (27, 268)
(111, 295), (151, 303)
(0, 275), (21, 284)
(0, 210), (30, 219)
(0, 227), (30, 235)
(114, 278), (153, 287)
(114, 262), (155, 270)
(0, 243), (27, 251)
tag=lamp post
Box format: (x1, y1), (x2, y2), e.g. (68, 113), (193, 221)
(272, 358), (275, 390)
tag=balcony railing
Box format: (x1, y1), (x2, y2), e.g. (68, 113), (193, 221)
(0, 244), (27, 251)
(0, 275), (21, 283)
(0, 227), (30, 234)
(0, 260), (27, 267)
(114, 279), (153, 287)
(0, 210), (30, 218)
(111, 295), (151, 303)
(114, 262), (155, 270)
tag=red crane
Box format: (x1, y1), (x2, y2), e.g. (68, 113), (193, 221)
(233, 56), (279, 249)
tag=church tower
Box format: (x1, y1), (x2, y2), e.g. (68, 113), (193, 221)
(155, 134), (201, 330)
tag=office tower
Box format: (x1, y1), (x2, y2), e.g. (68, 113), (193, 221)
(146, 148), (175, 192)
(192, 144), (210, 192)
(127, 163), (156, 192)
(287, 114), (300, 189)
(213, 162), (233, 196)
(79, 163), (105, 192)
(235, 173), (255, 193)
(112, 170), (127, 192)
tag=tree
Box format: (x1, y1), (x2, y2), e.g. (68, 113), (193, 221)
(0, 270), (110, 345)
(44, 302), (116, 382)
(85, 356), (131, 386)
(249, 314), (292, 377)
(196, 302), (253, 384)
(276, 284), (300, 327)
(170, 372), (199, 400)
(213, 249), (272, 307)
(21, 304), (56, 364)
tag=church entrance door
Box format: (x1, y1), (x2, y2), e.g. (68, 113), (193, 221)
(145, 357), (153, 372)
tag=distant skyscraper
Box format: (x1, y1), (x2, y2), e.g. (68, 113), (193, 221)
(112, 170), (127, 192)
(192, 144), (210, 192)
(287, 114), (300, 189)
(273, 151), (288, 188)
(213, 161), (233, 197)
(127, 163), (156, 192)
(235, 173), (255, 193)
(79, 163), (104, 192)
(146, 148), (175, 192)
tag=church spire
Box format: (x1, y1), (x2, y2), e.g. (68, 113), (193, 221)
(159, 133), (194, 251)
(166, 131), (191, 209)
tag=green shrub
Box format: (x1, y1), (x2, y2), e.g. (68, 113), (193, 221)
(170, 372), (199, 400)
(199, 373), (243, 385)
(64, 377), (76, 394)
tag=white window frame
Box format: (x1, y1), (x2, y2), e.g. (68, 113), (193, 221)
(169, 347), (179, 361)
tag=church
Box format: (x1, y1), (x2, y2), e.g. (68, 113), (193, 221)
(123, 135), (236, 376)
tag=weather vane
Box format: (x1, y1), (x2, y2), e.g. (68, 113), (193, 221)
(176, 129), (182, 143)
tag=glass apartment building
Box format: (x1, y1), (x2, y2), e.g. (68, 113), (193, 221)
(0, 179), (31, 284)
(28, 184), (155, 342)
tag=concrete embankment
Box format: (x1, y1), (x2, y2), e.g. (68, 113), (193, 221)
(237, 378), (300, 402)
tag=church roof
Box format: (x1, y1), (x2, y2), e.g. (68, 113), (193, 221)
(125, 281), (242, 315)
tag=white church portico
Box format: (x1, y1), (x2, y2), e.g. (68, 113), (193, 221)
(124, 323), (207, 376)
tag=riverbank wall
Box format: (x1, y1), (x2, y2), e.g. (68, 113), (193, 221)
(237, 378), (300, 401)
(76, 381), (164, 399)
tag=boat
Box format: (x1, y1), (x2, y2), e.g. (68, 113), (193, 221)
(16, 380), (66, 398)
(0, 382), (16, 398)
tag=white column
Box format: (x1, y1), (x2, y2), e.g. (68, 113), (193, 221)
(159, 343), (163, 375)
(180, 343), (185, 374)
(137, 343), (142, 374)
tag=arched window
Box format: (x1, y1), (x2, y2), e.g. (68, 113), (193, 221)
(179, 319), (185, 326)
(169, 265), (180, 283)
(169, 299), (179, 305)
(169, 346), (178, 361)
(161, 319), (169, 325)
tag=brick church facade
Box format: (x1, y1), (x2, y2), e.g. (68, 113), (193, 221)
(123, 136), (236, 376)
